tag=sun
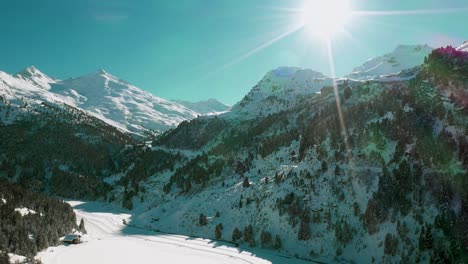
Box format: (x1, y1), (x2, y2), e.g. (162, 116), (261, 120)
(300, 0), (353, 39)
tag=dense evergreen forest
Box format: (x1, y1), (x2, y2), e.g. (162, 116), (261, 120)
(0, 179), (77, 262)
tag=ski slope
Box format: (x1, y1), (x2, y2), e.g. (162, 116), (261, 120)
(37, 201), (310, 264)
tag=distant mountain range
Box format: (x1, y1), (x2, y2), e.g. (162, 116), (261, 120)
(0, 67), (229, 136)
(173, 98), (230, 115)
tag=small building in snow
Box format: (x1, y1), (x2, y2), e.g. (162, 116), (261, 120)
(63, 234), (81, 244)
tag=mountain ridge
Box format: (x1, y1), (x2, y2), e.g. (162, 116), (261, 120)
(346, 44), (432, 80)
(172, 98), (230, 115)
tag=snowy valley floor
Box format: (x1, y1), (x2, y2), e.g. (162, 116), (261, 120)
(36, 201), (314, 264)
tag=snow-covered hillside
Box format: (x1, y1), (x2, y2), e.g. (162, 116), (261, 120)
(173, 98), (230, 115)
(36, 201), (310, 264)
(50, 70), (198, 134)
(117, 50), (468, 263)
(0, 66), (218, 136)
(346, 45), (432, 80)
(14, 66), (59, 90)
(0, 69), (68, 124)
(229, 67), (336, 117)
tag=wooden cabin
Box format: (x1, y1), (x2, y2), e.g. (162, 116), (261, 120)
(63, 234), (81, 244)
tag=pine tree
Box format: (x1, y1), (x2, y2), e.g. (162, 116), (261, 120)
(424, 226), (433, 250)
(419, 226), (426, 251)
(274, 234), (282, 249)
(344, 86), (352, 100)
(199, 213), (208, 226)
(321, 161), (328, 172)
(242, 177), (250, 188)
(215, 224), (223, 240)
(260, 231), (272, 247)
(79, 218), (87, 234)
(298, 220), (310, 240)
(232, 228), (242, 242)
(244, 225), (255, 246)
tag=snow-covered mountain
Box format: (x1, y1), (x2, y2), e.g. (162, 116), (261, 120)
(0, 69), (67, 122)
(14, 66), (59, 90)
(229, 67), (335, 117)
(173, 98), (230, 115)
(346, 44), (432, 80)
(121, 49), (468, 263)
(457, 41), (468, 52)
(50, 70), (198, 135)
(0, 66), (216, 136)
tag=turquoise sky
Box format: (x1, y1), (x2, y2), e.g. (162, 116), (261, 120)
(1, 0), (467, 105)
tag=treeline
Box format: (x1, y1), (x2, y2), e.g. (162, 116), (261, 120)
(0, 179), (77, 258)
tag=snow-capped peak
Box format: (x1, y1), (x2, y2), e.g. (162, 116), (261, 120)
(2, 66), (223, 136)
(229, 67), (333, 117)
(93, 69), (117, 80)
(456, 41), (468, 52)
(15, 66), (58, 90)
(346, 44), (433, 81)
(50, 70), (198, 134)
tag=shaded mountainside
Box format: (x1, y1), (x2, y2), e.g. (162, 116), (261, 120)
(117, 47), (468, 263)
(0, 93), (135, 199)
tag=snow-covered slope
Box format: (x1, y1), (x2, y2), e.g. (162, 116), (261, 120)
(346, 45), (432, 80)
(37, 201), (309, 264)
(457, 41), (468, 52)
(229, 67), (335, 117)
(14, 66), (58, 90)
(0, 69), (66, 114)
(1, 66), (220, 135)
(173, 98), (230, 115)
(50, 70), (198, 134)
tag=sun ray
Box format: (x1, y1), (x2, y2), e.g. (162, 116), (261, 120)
(260, 6), (302, 14)
(324, 38), (363, 196)
(353, 7), (468, 16)
(325, 38), (351, 162)
(201, 24), (303, 79)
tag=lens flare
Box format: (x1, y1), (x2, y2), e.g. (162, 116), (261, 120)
(300, 0), (353, 38)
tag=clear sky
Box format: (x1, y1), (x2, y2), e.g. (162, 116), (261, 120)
(1, 0), (467, 105)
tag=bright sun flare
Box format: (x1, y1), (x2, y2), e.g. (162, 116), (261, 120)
(300, 0), (353, 38)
